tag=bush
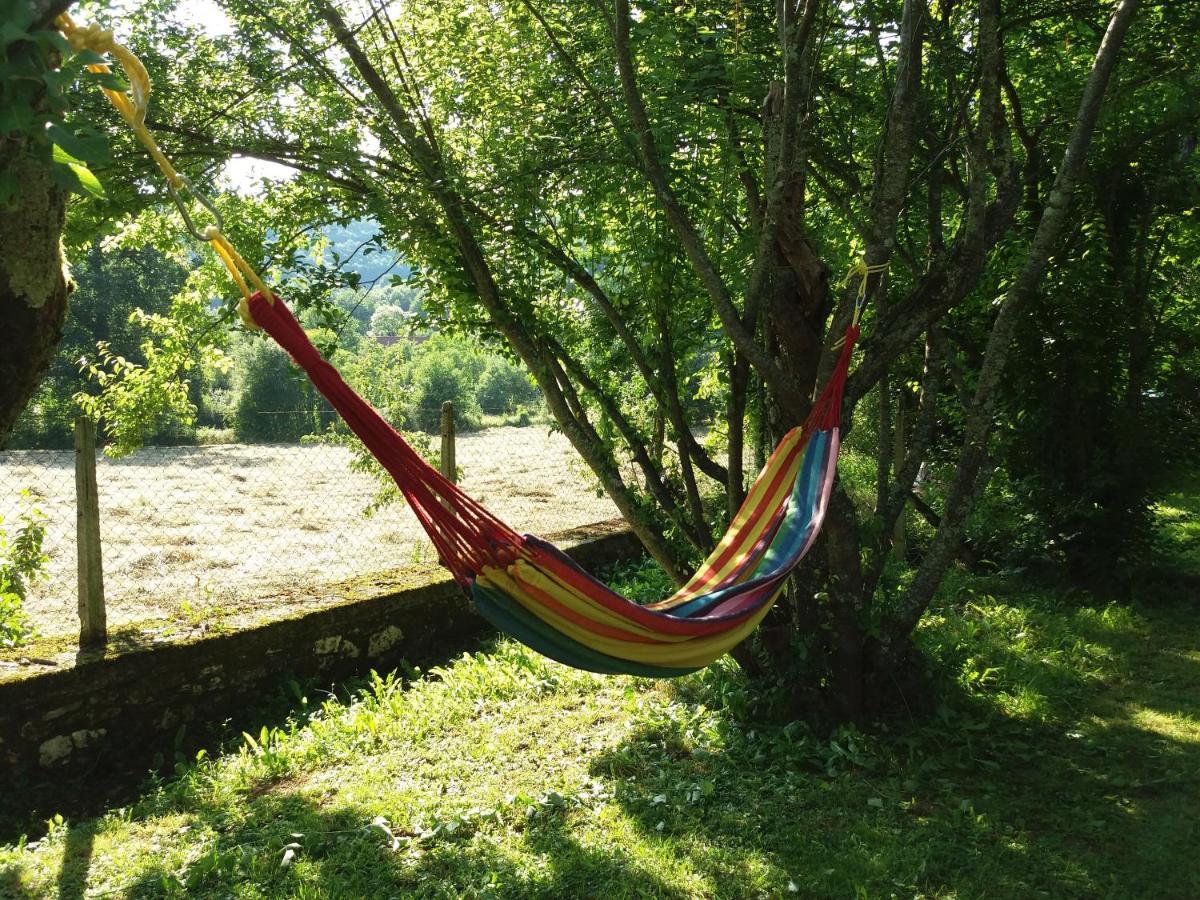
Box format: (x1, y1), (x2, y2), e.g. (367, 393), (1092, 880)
(0, 494), (47, 648)
(195, 426), (236, 445)
(230, 338), (326, 443)
(3, 383), (77, 450)
(408, 338), (484, 433)
(333, 338), (413, 428)
(477, 357), (539, 415)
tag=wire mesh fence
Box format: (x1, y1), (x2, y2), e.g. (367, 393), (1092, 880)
(0, 409), (618, 640)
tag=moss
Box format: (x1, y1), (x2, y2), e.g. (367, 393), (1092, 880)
(0, 148), (65, 310)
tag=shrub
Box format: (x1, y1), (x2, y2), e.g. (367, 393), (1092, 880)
(408, 338), (484, 433)
(0, 494), (47, 648)
(195, 426), (236, 445)
(230, 338), (324, 443)
(477, 357), (539, 415)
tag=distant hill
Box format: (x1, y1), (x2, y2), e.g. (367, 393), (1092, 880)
(319, 220), (410, 285)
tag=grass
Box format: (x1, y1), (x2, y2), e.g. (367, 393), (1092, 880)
(1152, 470), (1200, 581)
(2, 507), (1197, 897)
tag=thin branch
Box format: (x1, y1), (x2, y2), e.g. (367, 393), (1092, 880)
(610, 0), (789, 394)
(891, 0), (1141, 645)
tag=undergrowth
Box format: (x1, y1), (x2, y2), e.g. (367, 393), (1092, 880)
(0, 492), (46, 649)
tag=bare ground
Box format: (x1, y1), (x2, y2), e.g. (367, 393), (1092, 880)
(0, 426), (618, 638)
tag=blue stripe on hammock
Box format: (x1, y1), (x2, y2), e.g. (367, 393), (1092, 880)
(666, 428), (832, 620)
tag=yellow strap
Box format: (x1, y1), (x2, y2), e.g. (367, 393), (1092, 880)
(843, 257), (888, 328)
(56, 13), (273, 330)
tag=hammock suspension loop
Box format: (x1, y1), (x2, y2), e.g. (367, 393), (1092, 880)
(167, 176), (225, 241)
(845, 258), (889, 328)
(55, 12), (272, 331)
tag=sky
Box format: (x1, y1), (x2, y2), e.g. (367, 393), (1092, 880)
(165, 0), (296, 193)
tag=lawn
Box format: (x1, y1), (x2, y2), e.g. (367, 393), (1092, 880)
(2, 552), (1197, 898)
(3, 478), (1199, 899)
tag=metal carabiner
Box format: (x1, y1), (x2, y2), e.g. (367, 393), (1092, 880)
(167, 175), (225, 241)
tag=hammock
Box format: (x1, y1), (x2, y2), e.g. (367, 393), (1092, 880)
(247, 292), (857, 677)
(58, 12), (864, 677)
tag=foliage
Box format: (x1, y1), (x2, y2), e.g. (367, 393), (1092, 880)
(477, 356), (540, 416)
(0, 492), (46, 648)
(0, 0), (116, 205)
(408, 335), (485, 433)
(28, 0), (1200, 717)
(3, 556), (1198, 896)
(997, 60), (1200, 575)
(599, 557), (678, 604)
(367, 303), (407, 337)
(4, 244), (190, 450)
(76, 292), (231, 456)
(229, 337), (325, 443)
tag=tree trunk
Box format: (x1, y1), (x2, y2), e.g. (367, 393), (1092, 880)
(0, 2), (74, 446)
(0, 142), (71, 449)
(892, 396), (908, 561)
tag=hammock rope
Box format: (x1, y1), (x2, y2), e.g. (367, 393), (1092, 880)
(60, 14), (872, 676)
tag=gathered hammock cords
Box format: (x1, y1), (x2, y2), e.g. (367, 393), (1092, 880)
(60, 13), (880, 676)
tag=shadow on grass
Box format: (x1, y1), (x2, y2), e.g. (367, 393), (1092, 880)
(18, 604), (1200, 898)
(55, 824), (94, 900)
(116, 790), (688, 899)
(0, 866), (40, 899)
(582, 602), (1200, 898)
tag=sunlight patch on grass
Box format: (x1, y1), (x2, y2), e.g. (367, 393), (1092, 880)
(1124, 706), (1200, 741)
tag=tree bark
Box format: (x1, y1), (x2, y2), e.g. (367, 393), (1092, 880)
(0, 6), (73, 445)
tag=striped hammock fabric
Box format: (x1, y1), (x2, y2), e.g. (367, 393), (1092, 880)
(248, 292), (856, 677)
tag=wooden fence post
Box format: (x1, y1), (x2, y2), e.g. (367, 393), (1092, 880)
(440, 400), (456, 484)
(75, 416), (106, 648)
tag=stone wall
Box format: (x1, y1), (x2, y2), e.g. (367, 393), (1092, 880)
(0, 530), (641, 786)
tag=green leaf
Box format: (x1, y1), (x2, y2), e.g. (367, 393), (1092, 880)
(1, 0), (33, 31)
(51, 142), (84, 166)
(37, 28), (72, 55)
(84, 69), (130, 92)
(45, 121), (110, 164)
(40, 67), (77, 92)
(49, 159), (106, 199)
(0, 22), (34, 46)
(0, 100), (35, 133)
(68, 162), (105, 198)
(71, 48), (107, 66)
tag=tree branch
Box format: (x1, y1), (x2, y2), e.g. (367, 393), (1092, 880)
(890, 0), (1141, 645)
(610, 0), (790, 394)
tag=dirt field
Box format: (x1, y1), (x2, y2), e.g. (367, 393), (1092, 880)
(0, 427), (618, 638)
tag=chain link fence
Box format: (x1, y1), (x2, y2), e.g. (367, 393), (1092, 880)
(0, 409), (618, 641)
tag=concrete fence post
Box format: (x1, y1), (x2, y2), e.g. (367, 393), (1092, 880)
(75, 416), (106, 649)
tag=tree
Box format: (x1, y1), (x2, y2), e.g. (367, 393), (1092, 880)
(478, 356), (540, 415)
(67, 0), (1167, 720)
(230, 336), (325, 442)
(5, 243), (188, 448)
(369, 303), (407, 337)
(408, 336), (485, 433)
(1000, 42), (1200, 579)
(0, 0), (77, 442)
